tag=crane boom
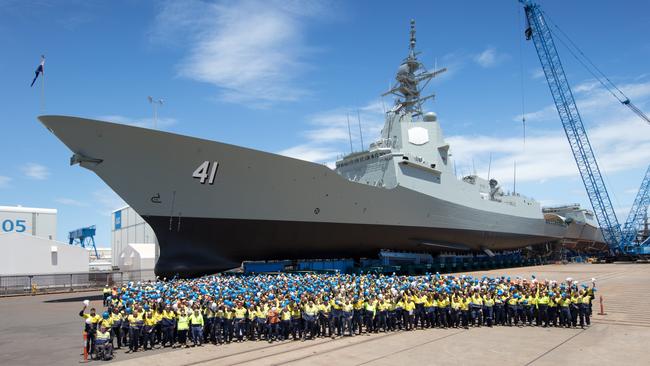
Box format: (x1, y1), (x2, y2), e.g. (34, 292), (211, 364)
(621, 166), (650, 248)
(520, 1), (623, 252)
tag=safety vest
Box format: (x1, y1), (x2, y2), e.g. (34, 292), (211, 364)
(177, 315), (190, 330)
(319, 303), (331, 314)
(404, 301), (415, 312)
(305, 304), (319, 316)
(281, 310), (292, 321)
(365, 302), (376, 312)
(290, 305), (302, 318)
(144, 316), (157, 327)
(96, 329), (110, 341)
(538, 295), (550, 305)
(100, 318), (113, 328)
(234, 307), (247, 319)
(127, 313), (143, 327)
(460, 299), (470, 311)
(110, 313), (122, 325)
(190, 313), (204, 326)
(471, 296), (483, 306)
(560, 298), (570, 307)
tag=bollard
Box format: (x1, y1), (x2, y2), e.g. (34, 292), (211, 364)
(81, 331), (89, 363)
(598, 295), (607, 315)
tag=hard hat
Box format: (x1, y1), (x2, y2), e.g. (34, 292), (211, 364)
(83, 300), (90, 307)
(102, 312), (109, 319)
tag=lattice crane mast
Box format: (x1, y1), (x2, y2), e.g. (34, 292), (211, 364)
(520, 1), (650, 255)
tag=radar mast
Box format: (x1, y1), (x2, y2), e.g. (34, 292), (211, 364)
(382, 19), (447, 118)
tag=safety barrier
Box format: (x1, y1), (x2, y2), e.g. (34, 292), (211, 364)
(82, 331), (89, 363)
(0, 269), (156, 296)
(598, 295), (607, 315)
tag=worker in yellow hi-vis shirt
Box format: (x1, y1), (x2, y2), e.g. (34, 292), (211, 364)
(190, 307), (204, 346)
(79, 304), (101, 358)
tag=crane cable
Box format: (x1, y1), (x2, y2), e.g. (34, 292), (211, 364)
(517, 5), (527, 147)
(541, 11), (631, 216)
(542, 10), (650, 124)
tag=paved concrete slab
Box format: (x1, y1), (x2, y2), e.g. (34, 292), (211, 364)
(1, 263), (649, 366)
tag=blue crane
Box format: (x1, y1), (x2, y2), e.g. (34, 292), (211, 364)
(622, 166), (650, 253)
(520, 1), (650, 255)
(69, 225), (100, 258)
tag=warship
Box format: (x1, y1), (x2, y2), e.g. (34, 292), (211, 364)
(38, 20), (598, 277)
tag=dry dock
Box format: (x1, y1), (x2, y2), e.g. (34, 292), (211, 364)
(1, 263), (649, 366)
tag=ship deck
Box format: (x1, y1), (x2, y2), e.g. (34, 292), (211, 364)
(1, 263), (648, 366)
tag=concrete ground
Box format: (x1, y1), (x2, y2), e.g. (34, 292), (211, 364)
(1, 263), (649, 366)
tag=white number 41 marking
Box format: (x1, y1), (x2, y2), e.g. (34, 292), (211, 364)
(193, 161), (219, 184)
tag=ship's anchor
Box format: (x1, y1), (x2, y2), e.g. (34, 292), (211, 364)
(151, 193), (162, 204)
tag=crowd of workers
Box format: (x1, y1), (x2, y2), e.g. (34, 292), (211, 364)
(80, 272), (597, 360)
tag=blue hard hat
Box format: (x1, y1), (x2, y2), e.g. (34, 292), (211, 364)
(102, 312), (109, 319)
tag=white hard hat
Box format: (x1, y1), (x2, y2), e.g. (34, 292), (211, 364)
(83, 300), (90, 307)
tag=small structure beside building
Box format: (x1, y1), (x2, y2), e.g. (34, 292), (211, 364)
(118, 243), (156, 281)
(111, 206), (158, 269)
(118, 243), (156, 272)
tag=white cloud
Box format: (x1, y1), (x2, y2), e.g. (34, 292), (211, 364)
(93, 189), (126, 216)
(531, 67), (545, 80)
(514, 79), (650, 123)
(449, 79), (650, 186)
(55, 198), (88, 207)
(513, 105), (557, 123)
(278, 144), (341, 163)
(278, 100), (386, 164)
(152, 0), (323, 106)
(97, 115), (177, 129)
(474, 47), (508, 68)
(22, 163), (49, 180)
(573, 79), (601, 94)
(0, 176), (10, 188)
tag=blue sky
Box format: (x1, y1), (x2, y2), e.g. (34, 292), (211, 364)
(1, 0), (649, 247)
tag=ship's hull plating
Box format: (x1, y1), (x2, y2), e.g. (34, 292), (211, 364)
(39, 115), (581, 277)
(147, 216), (556, 278)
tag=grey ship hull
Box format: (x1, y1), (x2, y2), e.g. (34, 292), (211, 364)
(39, 116), (567, 277)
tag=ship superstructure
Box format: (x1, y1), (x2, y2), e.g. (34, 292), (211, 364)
(336, 20), (541, 221)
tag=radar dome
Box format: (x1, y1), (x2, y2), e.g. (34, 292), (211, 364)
(423, 112), (437, 122)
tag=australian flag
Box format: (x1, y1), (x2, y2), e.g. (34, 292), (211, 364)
(30, 55), (45, 87)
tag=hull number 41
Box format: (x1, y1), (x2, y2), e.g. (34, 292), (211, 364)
(193, 161), (219, 184)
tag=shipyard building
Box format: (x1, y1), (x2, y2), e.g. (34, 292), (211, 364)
(0, 206), (88, 275)
(111, 206), (158, 271)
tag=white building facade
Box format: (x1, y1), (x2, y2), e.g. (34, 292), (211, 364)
(0, 206), (57, 240)
(111, 206), (158, 268)
(0, 232), (88, 275)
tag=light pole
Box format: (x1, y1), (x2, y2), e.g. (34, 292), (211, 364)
(147, 96), (164, 129)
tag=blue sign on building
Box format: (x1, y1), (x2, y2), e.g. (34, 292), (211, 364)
(114, 210), (122, 230)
